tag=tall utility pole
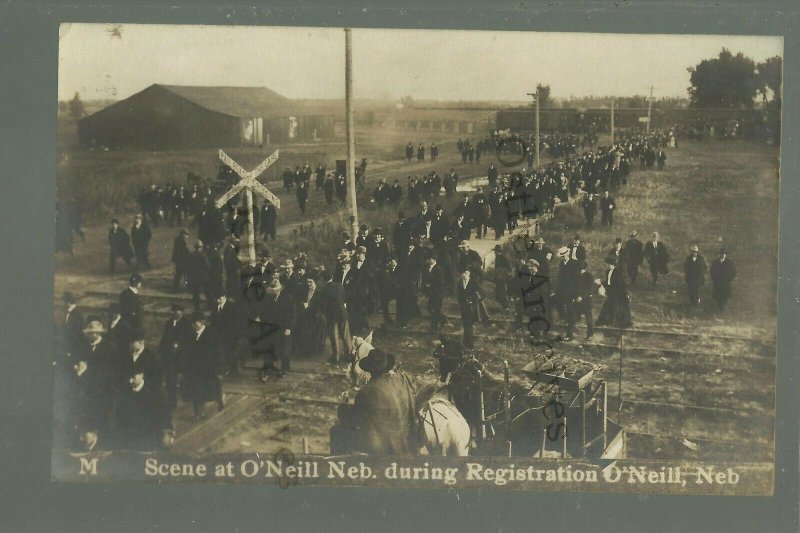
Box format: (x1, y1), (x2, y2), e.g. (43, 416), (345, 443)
(610, 97), (615, 144)
(646, 85), (654, 134)
(527, 88), (540, 168)
(345, 28), (358, 239)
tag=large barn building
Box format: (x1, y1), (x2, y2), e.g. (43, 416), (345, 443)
(78, 84), (336, 150)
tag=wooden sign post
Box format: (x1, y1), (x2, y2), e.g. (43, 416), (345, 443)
(215, 149), (281, 266)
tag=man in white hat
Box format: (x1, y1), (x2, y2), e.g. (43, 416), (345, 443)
(683, 244), (707, 306)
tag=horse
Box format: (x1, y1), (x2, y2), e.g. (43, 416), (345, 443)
(349, 332), (374, 388)
(415, 384), (471, 456)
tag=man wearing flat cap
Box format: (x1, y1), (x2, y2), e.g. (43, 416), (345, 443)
(457, 240), (483, 283)
(683, 244), (707, 306)
(514, 258), (550, 336)
(255, 279), (295, 381)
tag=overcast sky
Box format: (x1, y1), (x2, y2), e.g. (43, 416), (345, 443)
(59, 24), (782, 102)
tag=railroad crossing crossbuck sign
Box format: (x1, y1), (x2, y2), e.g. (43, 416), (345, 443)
(215, 149), (280, 265)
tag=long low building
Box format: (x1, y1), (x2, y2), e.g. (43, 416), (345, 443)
(78, 84), (336, 150)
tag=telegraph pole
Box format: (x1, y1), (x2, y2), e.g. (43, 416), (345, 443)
(535, 86), (540, 168)
(610, 97), (615, 144)
(345, 28), (359, 239)
(646, 85), (653, 134)
(527, 88), (540, 168)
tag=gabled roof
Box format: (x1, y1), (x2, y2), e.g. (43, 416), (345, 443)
(155, 84), (294, 118)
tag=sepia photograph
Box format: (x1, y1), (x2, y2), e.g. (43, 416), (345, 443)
(52, 23), (782, 494)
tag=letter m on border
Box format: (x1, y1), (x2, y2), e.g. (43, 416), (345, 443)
(79, 457), (98, 476)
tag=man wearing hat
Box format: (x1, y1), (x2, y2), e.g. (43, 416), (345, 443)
(222, 236), (241, 297)
(60, 292), (84, 363)
(115, 332), (170, 450)
(457, 241), (483, 283)
(582, 192), (598, 229)
(528, 236), (553, 279)
(422, 256), (445, 332)
(341, 232), (356, 253)
(210, 293), (242, 375)
(607, 237), (627, 267)
(493, 244), (512, 310)
(131, 213), (152, 270)
(514, 259), (550, 336)
(255, 279), (296, 380)
(599, 190), (615, 228)
(259, 199), (278, 241)
(351, 348), (418, 455)
(456, 268), (482, 349)
(186, 240), (211, 311)
(566, 261), (597, 341)
(108, 218), (134, 274)
(643, 232), (670, 287)
(74, 320), (117, 448)
(172, 228), (190, 290)
(106, 302), (131, 354)
(623, 231), (644, 286)
(710, 249), (737, 310)
(119, 274), (143, 332)
(552, 247), (579, 323)
(570, 235), (587, 262)
(683, 244), (707, 306)
(159, 303), (191, 411)
(344, 247), (371, 334)
(181, 312), (225, 419)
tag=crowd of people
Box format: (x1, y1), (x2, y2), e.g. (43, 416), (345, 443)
(55, 127), (739, 453)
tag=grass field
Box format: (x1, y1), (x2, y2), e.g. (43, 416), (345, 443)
(54, 129), (779, 463)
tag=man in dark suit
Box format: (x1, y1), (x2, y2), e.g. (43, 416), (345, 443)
(119, 274), (143, 332)
(552, 247), (579, 324)
(430, 206), (449, 244)
(527, 237), (554, 280)
(74, 320), (118, 449)
(457, 241), (483, 282)
(181, 313), (224, 418)
(422, 257), (445, 332)
(319, 271), (351, 363)
(108, 218), (134, 273)
(209, 294), (242, 375)
(260, 200), (277, 241)
(130, 214), (152, 269)
(656, 149), (667, 170)
(569, 234), (587, 262)
(115, 333), (170, 450)
(487, 163), (499, 188)
(256, 279), (296, 380)
(186, 240), (211, 311)
(607, 237), (627, 268)
(624, 231), (644, 286)
(643, 231), (670, 287)
(456, 269), (481, 349)
(344, 247), (371, 334)
(378, 258), (400, 325)
(513, 259), (550, 336)
(106, 302), (132, 355)
(223, 236), (241, 297)
(566, 261), (597, 341)
(582, 193), (598, 229)
(600, 190), (615, 228)
(159, 303), (191, 411)
(60, 291), (84, 364)
(710, 249), (737, 310)
(683, 244), (707, 306)
(172, 229), (190, 290)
